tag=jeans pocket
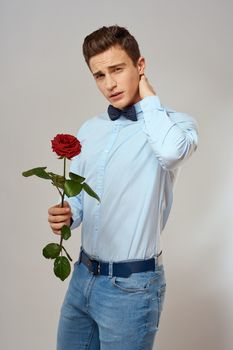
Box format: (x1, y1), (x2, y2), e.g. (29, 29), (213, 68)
(145, 281), (166, 332)
(111, 270), (162, 293)
(156, 283), (166, 327)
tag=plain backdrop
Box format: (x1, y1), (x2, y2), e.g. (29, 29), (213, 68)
(1, 0), (233, 349)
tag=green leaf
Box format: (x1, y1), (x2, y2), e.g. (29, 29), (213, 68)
(82, 182), (100, 202)
(61, 225), (71, 240)
(22, 167), (51, 180)
(64, 180), (82, 197)
(69, 172), (86, 183)
(48, 172), (65, 189)
(43, 243), (61, 259)
(54, 256), (71, 281)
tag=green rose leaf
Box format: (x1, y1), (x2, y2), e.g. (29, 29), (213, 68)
(69, 172), (86, 183)
(61, 225), (71, 240)
(82, 182), (100, 202)
(54, 256), (71, 281)
(64, 180), (82, 197)
(43, 243), (61, 259)
(22, 167), (51, 180)
(48, 172), (65, 189)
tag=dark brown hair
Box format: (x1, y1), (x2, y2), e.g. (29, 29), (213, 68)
(82, 25), (141, 68)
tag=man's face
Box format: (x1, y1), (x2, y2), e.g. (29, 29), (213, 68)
(89, 45), (145, 110)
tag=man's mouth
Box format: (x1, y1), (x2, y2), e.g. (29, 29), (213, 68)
(110, 91), (123, 98)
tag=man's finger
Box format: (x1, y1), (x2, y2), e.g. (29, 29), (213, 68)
(50, 222), (66, 231)
(48, 206), (70, 215)
(52, 229), (61, 235)
(48, 214), (71, 224)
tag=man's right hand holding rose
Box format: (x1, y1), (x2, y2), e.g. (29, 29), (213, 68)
(48, 201), (72, 235)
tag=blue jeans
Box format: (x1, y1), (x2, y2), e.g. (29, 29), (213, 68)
(57, 253), (166, 350)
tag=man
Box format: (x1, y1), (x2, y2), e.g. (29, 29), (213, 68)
(48, 25), (198, 350)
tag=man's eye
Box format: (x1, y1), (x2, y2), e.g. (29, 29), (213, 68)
(115, 67), (122, 72)
(96, 74), (104, 79)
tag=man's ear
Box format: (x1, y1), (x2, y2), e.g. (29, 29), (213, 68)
(137, 56), (145, 75)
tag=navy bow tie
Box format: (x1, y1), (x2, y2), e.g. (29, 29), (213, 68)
(107, 104), (137, 122)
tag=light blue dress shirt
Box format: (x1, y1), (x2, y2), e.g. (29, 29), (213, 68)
(65, 95), (198, 261)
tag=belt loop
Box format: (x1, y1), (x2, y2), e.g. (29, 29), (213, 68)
(108, 261), (113, 277)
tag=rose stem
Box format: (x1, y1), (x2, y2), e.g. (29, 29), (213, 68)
(59, 157), (67, 254)
(62, 246), (73, 262)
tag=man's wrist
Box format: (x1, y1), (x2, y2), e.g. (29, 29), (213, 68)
(142, 93), (156, 98)
(140, 95), (162, 111)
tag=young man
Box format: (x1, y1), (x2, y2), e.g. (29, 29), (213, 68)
(48, 25), (198, 350)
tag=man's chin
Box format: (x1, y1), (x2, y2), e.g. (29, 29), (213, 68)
(107, 95), (138, 110)
(121, 96), (142, 109)
(109, 101), (125, 110)
(112, 99), (133, 110)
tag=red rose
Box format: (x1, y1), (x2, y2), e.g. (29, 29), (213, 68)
(51, 134), (82, 159)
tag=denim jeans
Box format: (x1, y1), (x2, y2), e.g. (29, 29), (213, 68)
(57, 253), (166, 350)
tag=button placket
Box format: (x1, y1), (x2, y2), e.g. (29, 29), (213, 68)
(93, 124), (121, 235)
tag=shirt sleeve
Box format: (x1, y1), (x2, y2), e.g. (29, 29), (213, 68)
(64, 180), (83, 230)
(140, 95), (199, 170)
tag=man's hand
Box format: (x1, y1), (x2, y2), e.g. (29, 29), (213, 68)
(48, 201), (72, 235)
(139, 74), (156, 99)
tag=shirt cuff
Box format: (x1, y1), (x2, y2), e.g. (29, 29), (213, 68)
(139, 95), (164, 111)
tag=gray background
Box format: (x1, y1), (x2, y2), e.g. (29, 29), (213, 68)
(1, 0), (233, 349)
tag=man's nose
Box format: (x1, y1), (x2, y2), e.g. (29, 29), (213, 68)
(105, 74), (117, 90)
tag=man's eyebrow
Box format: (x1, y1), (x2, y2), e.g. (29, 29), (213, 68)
(92, 63), (126, 76)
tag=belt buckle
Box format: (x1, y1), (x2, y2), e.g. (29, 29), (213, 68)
(90, 259), (101, 275)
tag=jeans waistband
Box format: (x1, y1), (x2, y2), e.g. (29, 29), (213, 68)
(78, 247), (163, 278)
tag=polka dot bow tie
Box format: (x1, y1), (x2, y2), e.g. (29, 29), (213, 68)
(107, 104), (137, 122)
